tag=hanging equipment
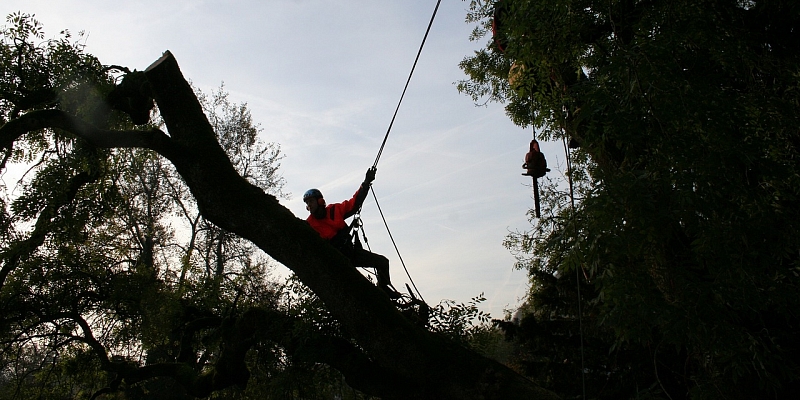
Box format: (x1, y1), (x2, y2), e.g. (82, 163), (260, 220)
(522, 139), (549, 179)
(492, 0), (550, 217)
(522, 138), (549, 218)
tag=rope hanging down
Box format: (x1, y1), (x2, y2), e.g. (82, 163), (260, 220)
(532, 125), (542, 218)
(371, 188), (425, 303)
(372, 0), (442, 169)
(562, 135), (586, 400)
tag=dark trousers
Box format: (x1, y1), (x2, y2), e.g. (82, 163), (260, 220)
(350, 248), (392, 287)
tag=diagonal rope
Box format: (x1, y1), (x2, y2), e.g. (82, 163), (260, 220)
(372, 0), (442, 169)
(355, 0), (441, 303)
(370, 187), (425, 302)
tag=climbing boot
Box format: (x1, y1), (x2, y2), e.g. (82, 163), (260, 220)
(380, 283), (401, 299)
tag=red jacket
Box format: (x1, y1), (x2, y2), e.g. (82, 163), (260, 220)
(306, 187), (365, 240)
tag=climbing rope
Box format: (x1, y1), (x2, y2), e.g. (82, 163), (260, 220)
(532, 124), (542, 218)
(562, 134), (586, 400)
(370, 188), (425, 302)
(372, 0), (442, 169)
(353, 0), (442, 302)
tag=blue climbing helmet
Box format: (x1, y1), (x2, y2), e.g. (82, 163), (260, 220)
(303, 188), (323, 202)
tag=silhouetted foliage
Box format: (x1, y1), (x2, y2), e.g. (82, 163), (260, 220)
(0, 12), (559, 400)
(460, 0), (800, 398)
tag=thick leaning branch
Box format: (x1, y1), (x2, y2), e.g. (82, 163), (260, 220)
(140, 50), (559, 400)
(142, 50), (424, 375)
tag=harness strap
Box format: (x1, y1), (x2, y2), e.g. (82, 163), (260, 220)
(330, 205), (359, 242)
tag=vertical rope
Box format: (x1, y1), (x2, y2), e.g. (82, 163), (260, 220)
(563, 136), (586, 400)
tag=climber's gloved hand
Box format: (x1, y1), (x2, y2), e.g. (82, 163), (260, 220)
(364, 167), (377, 185)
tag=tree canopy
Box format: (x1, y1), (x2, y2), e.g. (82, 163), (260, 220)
(0, 12), (559, 400)
(459, 0), (800, 398)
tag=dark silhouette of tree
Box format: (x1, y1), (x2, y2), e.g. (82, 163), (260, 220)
(0, 13), (558, 400)
(460, 0), (800, 398)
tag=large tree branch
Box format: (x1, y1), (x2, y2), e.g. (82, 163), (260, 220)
(291, 332), (412, 397)
(0, 109), (173, 155)
(139, 50), (558, 400)
(0, 88), (58, 110)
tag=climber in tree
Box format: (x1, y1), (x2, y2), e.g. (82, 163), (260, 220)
(303, 167), (400, 299)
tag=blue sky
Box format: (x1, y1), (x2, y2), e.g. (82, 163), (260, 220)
(2, 1), (567, 317)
